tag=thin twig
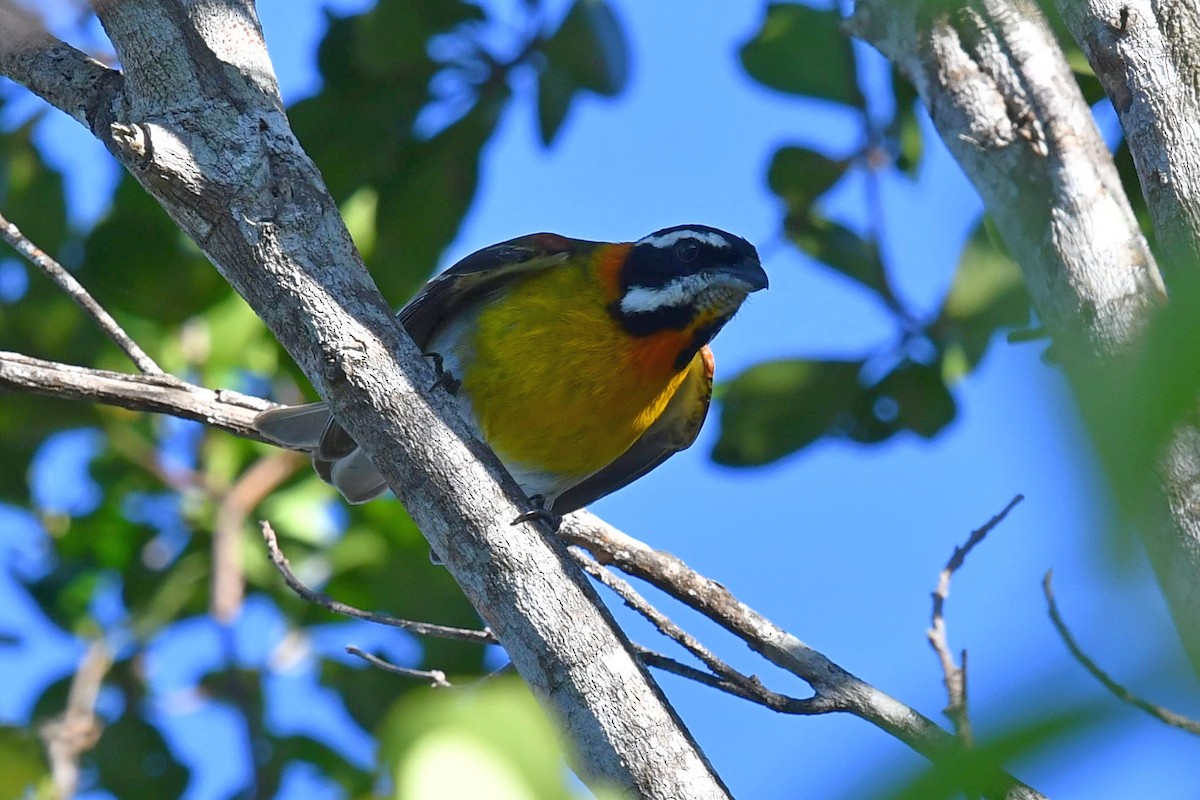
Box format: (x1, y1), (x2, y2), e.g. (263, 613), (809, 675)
(633, 645), (819, 715)
(259, 521), (496, 645)
(0, 209), (164, 375)
(569, 545), (790, 711)
(928, 494), (1025, 746)
(39, 639), (111, 799)
(345, 645), (452, 687)
(1043, 571), (1200, 736)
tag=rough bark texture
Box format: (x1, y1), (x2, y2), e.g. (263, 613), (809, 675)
(850, 0), (1200, 673)
(1054, 0), (1200, 271)
(0, 1), (729, 795)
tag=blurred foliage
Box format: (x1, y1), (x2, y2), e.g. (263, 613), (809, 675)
(718, 1), (1048, 467)
(0, 0), (1187, 797)
(0, 0), (632, 796)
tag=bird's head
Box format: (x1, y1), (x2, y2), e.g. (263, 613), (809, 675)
(606, 225), (767, 359)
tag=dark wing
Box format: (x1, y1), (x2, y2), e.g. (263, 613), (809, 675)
(313, 233), (582, 460)
(398, 232), (581, 348)
(551, 346), (715, 516)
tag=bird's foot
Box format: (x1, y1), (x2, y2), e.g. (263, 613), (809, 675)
(511, 495), (561, 531)
(424, 352), (460, 395)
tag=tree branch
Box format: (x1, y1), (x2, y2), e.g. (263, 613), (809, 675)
(39, 639), (111, 800)
(259, 521), (498, 646)
(560, 513), (1045, 800)
(0, 209), (163, 374)
(0, 1), (123, 131)
(1043, 571), (1200, 736)
(850, 0), (1200, 678)
(928, 495), (1025, 747)
(0, 354), (1044, 798)
(1054, 0), (1200, 271)
(1, 1), (729, 792)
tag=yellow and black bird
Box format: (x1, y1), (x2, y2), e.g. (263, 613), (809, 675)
(255, 224), (767, 517)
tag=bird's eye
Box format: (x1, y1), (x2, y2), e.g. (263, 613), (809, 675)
(674, 240), (700, 263)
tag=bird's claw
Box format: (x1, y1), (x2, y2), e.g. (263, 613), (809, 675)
(511, 496), (561, 531)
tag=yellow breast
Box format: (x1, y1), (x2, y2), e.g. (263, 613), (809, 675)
(457, 252), (692, 484)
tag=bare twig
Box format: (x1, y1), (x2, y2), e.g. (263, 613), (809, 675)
(39, 639), (111, 799)
(259, 521), (496, 645)
(928, 494), (1025, 746)
(345, 646), (452, 687)
(0, 210), (163, 375)
(561, 511), (1045, 800)
(570, 546), (788, 710)
(212, 453), (303, 622)
(633, 645), (818, 715)
(0, 351), (271, 439)
(1043, 571), (1200, 736)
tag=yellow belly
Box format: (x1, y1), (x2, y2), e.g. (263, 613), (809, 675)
(458, 263), (689, 482)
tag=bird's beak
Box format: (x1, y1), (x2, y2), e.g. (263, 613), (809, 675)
(714, 256), (769, 293)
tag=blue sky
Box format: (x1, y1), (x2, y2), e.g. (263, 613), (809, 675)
(2, 1), (1198, 798)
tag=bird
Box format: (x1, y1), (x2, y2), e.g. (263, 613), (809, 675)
(255, 224), (767, 520)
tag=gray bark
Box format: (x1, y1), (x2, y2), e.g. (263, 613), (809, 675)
(850, 0), (1200, 673)
(0, 1), (728, 795)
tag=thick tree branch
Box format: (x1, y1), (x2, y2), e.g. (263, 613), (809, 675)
(0, 1), (728, 793)
(560, 513), (1045, 800)
(1054, 0), (1200, 271)
(0, 2), (123, 131)
(0, 354), (1043, 798)
(849, 0), (1200, 676)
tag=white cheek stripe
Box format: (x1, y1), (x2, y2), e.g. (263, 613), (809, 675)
(636, 229), (731, 250)
(620, 274), (707, 314)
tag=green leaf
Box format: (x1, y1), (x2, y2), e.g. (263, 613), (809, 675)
(888, 65), (923, 176)
(788, 213), (892, 301)
(80, 177), (229, 324)
(935, 219), (1031, 378)
(0, 726), (50, 798)
(536, 65), (577, 146)
(870, 361), (957, 439)
(542, 0), (630, 97)
(354, 0), (485, 77)
(378, 677), (597, 800)
(371, 90), (508, 304)
(739, 3), (863, 108)
(91, 708), (190, 799)
(713, 359), (863, 466)
(0, 119), (68, 257)
(767, 145), (848, 209)
(536, 0), (631, 145)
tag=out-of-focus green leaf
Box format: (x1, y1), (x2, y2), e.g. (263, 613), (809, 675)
(0, 119), (68, 256)
(379, 677), (602, 800)
(372, 90), (508, 303)
(739, 3), (863, 109)
(767, 145), (848, 209)
(536, 0), (630, 145)
(1078, 275), (1200, 521)
(80, 177), (229, 324)
(0, 726), (50, 798)
(871, 361), (957, 439)
(91, 708), (190, 799)
(543, 0), (630, 97)
(935, 220), (1031, 379)
(788, 213), (892, 301)
(354, 0), (485, 77)
(536, 64), (577, 146)
(888, 65), (923, 176)
(878, 704), (1101, 800)
(713, 359), (864, 466)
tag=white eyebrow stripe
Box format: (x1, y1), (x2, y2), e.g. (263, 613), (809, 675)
(636, 229), (731, 250)
(619, 274), (707, 314)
